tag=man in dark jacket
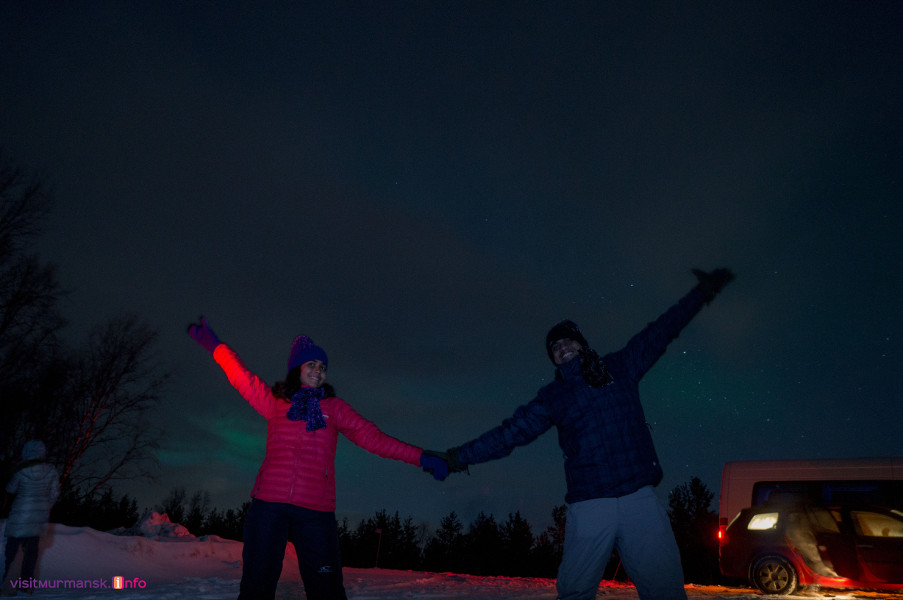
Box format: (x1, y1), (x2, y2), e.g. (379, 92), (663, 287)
(444, 268), (733, 600)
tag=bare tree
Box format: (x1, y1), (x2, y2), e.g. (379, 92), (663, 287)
(47, 315), (168, 498)
(159, 487), (188, 524)
(0, 149), (53, 257)
(0, 150), (66, 465)
(0, 151), (168, 502)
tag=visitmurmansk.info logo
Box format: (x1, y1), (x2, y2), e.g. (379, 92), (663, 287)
(113, 576), (148, 589)
(9, 576), (148, 591)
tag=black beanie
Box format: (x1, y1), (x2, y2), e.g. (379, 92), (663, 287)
(545, 320), (589, 363)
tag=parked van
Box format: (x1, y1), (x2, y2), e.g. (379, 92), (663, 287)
(718, 457), (903, 594)
(719, 457), (903, 535)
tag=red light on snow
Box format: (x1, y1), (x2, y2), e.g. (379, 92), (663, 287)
(820, 576), (853, 587)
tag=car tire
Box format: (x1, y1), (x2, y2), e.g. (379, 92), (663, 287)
(750, 554), (799, 595)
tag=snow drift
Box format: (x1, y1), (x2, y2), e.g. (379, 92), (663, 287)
(1, 513), (896, 599)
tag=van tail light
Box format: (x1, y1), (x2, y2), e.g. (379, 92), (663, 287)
(718, 526), (727, 544)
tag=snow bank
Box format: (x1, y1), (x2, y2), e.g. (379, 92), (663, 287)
(37, 523), (245, 584)
(134, 511), (194, 540)
(108, 510), (196, 540)
(3, 523), (895, 599)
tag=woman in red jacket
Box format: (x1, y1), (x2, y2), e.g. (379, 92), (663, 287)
(188, 317), (446, 600)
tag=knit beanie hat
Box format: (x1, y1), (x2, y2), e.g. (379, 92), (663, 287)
(22, 440), (47, 461)
(545, 320), (588, 363)
(287, 335), (328, 372)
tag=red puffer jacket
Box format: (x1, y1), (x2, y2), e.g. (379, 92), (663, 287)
(214, 345), (423, 512)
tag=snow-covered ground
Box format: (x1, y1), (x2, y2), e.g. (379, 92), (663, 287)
(3, 515), (901, 599)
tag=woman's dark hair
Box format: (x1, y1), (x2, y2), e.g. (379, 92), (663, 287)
(272, 367), (336, 399)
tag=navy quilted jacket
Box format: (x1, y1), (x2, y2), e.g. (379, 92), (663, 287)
(456, 287), (708, 503)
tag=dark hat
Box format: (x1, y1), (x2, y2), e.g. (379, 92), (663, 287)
(287, 335), (328, 372)
(22, 440), (47, 461)
(545, 320), (588, 363)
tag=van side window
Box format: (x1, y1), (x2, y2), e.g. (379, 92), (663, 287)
(850, 511), (903, 538)
(807, 506), (840, 533)
(753, 480), (902, 510)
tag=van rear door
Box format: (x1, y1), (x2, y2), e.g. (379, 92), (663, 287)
(847, 508), (903, 582)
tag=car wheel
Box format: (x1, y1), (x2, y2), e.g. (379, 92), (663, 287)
(750, 554), (799, 595)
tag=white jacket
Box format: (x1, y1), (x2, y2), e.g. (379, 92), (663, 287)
(5, 441), (60, 538)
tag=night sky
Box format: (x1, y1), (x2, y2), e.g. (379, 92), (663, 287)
(2, 2), (901, 531)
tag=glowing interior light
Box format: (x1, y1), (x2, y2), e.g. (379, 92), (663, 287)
(747, 513), (779, 530)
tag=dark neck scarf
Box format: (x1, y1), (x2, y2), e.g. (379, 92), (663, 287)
(286, 387), (327, 431)
(580, 347), (614, 388)
(557, 348), (614, 388)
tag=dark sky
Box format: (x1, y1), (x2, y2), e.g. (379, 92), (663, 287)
(2, 1), (901, 530)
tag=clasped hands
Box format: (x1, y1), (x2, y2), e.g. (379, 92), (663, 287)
(420, 449), (466, 482)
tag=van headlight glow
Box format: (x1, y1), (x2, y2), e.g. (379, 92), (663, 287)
(747, 513), (779, 530)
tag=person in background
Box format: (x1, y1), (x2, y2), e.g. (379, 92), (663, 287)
(187, 318), (447, 600)
(434, 268), (734, 600)
(2, 440), (60, 595)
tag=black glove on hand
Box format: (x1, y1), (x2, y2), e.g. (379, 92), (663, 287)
(693, 268), (734, 303)
(444, 448), (469, 474)
(187, 316), (221, 354)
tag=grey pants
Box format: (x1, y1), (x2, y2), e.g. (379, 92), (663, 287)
(556, 486), (687, 600)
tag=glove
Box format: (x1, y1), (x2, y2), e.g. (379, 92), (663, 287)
(445, 447), (469, 474)
(692, 268), (734, 303)
(187, 316), (221, 354)
(420, 451), (450, 482)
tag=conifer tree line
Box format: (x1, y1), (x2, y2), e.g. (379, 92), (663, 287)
(338, 507), (568, 578)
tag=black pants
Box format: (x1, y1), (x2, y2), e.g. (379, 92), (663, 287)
(238, 499), (347, 600)
(3, 536), (40, 583)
